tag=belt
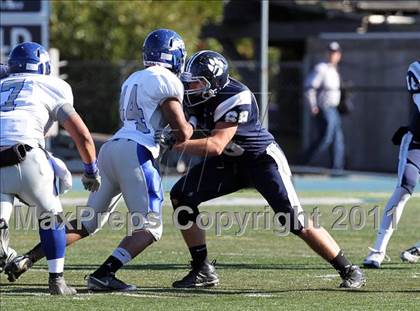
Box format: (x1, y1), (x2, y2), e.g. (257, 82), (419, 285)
(0, 144), (32, 153)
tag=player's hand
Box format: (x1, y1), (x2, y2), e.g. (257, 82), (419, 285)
(155, 128), (176, 150)
(82, 171), (101, 192)
(311, 106), (319, 115)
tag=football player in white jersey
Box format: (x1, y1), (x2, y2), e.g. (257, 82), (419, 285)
(363, 61), (420, 268)
(0, 42), (100, 295)
(5, 29), (194, 291)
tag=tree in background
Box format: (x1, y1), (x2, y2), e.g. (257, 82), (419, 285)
(50, 0), (223, 133)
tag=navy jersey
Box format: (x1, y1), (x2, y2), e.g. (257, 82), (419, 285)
(194, 78), (274, 158)
(407, 61), (420, 139)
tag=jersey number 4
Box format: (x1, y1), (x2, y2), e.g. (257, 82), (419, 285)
(0, 79), (25, 112)
(119, 84), (150, 134)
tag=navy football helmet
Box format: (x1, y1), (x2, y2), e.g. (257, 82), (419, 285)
(181, 50), (229, 107)
(143, 29), (186, 75)
(8, 42), (51, 75)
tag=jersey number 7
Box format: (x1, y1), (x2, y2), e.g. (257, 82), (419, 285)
(0, 79), (25, 112)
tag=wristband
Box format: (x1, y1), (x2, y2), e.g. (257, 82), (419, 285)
(83, 160), (98, 175)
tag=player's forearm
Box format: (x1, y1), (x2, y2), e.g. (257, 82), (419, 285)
(74, 134), (97, 164)
(174, 137), (224, 157)
(62, 114), (97, 164)
(162, 99), (194, 142)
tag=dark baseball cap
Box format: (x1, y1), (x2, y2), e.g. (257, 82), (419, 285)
(327, 41), (341, 52)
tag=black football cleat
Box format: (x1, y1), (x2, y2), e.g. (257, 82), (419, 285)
(172, 260), (219, 288)
(86, 273), (137, 292)
(339, 265), (366, 289)
(4, 255), (33, 282)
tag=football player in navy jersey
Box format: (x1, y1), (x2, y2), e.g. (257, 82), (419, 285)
(364, 61), (420, 268)
(167, 50), (365, 289)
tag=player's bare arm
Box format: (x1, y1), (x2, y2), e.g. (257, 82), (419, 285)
(62, 113), (97, 164)
(174, 121), (238, 156)
(161, 98), (193, 142)
(62, 113), (100, 192)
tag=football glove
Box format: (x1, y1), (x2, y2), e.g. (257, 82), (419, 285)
(82, 171), (101, 192)
(155, 127), (177, 150)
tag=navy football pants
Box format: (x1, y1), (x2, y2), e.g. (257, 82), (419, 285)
(170, 143), (304, 234)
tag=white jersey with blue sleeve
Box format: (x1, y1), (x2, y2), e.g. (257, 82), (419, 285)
(112, 65), (183, 158)
(0, 73), (73, 148)
(407, 61), (420, 110)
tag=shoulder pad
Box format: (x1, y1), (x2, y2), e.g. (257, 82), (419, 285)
(407, 61), (420, 94)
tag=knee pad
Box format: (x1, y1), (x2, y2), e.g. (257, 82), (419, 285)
(400, 162), (419, 194)
(172, 204), (200, 227)
(130, 212), (163, 241)
(145, 224), (163, 241)
(170, 187), (201, 227)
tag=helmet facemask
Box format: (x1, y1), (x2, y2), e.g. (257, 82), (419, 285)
(181, 72), (216, 107)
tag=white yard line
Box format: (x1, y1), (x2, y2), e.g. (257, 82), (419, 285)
(243, 293), (275, 297)
(61, 197), (365, 207)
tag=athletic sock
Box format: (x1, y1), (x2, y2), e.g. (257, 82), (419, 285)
(38, 217), (66, 276)
(373, 187), (410, 253)
(92, 255), (123, 278)
(49, 272), (64, 279)
(26, 243), (45, 263)
(111, 247), (132, 265)
(189, 244), (208, 266)
(329, 250), (351, 274)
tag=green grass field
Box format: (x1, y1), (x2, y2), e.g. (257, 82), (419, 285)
(1, 189), (419, 310)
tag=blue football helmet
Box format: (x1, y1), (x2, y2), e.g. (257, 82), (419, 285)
(181, 50), (229, 107)
(8, 42), (51, 75)
(143, 29), (186, 75)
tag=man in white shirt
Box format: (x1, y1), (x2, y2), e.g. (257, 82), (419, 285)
(304, 41), (345, 171)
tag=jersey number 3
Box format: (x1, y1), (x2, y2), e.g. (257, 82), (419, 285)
(119, 84), (150, 134)
(0, 80), (25, 112)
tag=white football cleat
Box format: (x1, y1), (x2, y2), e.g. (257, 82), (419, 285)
(400, 243), (420, 263)
(363, 248), (390, 268)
